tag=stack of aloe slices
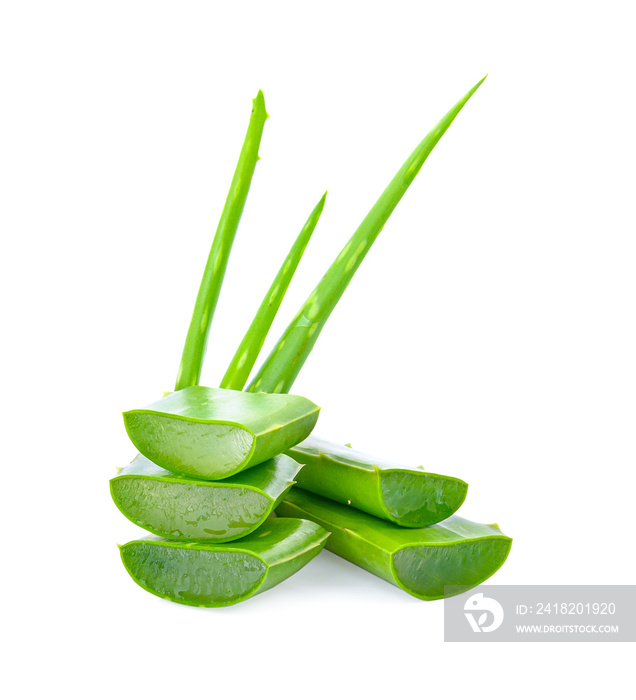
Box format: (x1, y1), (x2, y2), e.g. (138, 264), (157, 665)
(112, 79), (512, 607)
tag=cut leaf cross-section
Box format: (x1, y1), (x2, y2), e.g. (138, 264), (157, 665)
(111, 453), (302, 541)
(119, 518), (329, 607)
(123, 386), (320, 479)
(277, 488), (511, 600)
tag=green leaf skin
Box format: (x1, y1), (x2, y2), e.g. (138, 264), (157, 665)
(248, 76), (486, 394)
(276, 488), (511, 601)
(175, 90), (268, 391)
(110, 453), (302, 542)
(119, 518), (329, 607)
(220, 192), (327, 391)
(288, 436), (467, 527)
(123, 386), (320, 480)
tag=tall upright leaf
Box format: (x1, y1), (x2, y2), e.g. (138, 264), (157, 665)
(175, 90), (268, 390)
(248, 77), (486, 394)
(220, 192), (327, 391)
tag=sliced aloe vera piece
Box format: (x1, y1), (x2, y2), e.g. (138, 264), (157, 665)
(288, 436), (467, 527)
(277, 488), (511, 600)
(110, 453), (301, 541)
(119, 517), (329, 607)
(123, 385), (320, 479)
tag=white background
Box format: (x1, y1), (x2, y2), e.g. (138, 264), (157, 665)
(2, 1), (634, 697)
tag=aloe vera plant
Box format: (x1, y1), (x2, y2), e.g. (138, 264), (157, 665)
(120, 517), (329, 607)
(277, 488), (511, 600)
(115, 79), (512, 608)
(123, 385), (319, 479)
(111, 453), (301, 541)
(288, 436), (467, 527)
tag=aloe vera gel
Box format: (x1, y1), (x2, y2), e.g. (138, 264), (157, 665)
(111, 453), (302, 541)
(277, 488), (511, 600)
(120, 518), (329, 607)
(289, 436), (468, 527)
(124, 386), (319, 479)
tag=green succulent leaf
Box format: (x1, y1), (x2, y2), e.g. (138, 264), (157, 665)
(248, 77), (486, 394)
(288, 436), (468, 527)
(175, 90), (268, 391)
(111, 453), (302, 541)
(123, 386), (319, 479)
(277, 487), (511, 601)
(221, 192), (327, 391)
(119, 517), (329, 607)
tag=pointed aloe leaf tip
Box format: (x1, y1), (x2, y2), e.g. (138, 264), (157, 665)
(253, 89), (269, 119)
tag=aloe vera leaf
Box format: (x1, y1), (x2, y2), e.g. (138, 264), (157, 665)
(248, 76), (486, 394)
(220, 192), (328, 391)
(123, 385), (320, 480)
(287, 436), (467, 527)
(110, 453), (301, 542)
(119, 517), (329, 607)
(175, 90), (268, 391)
(276, 488), (511, 601)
